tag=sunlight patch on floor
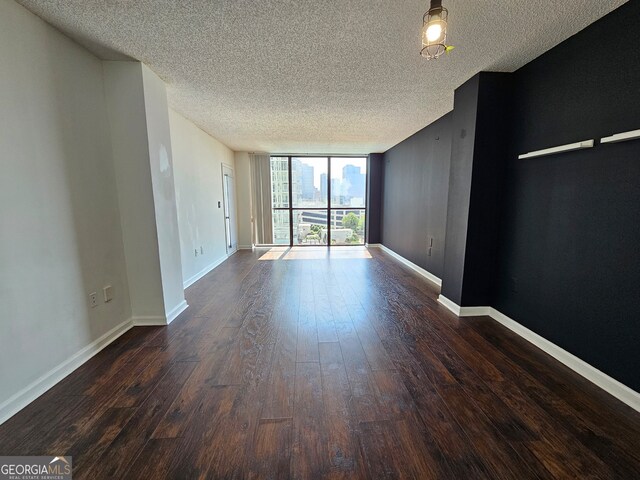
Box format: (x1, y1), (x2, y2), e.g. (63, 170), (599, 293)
(258, 246), (372, 261)
(257, 247), (289, 260)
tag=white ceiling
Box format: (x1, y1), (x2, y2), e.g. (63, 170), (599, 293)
(17, 0), (626, 154)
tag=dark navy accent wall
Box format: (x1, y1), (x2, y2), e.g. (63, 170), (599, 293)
(461, 72), (513, 306)
(381, 113), (452, 279)
(441, 77), (479, 303)
(494, 1), (640, 390)
(441, 72), (512, 306)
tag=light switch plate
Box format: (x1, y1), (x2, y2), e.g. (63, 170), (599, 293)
(103, 285), (113, 303)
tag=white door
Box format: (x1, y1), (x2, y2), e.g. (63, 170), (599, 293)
(222, 165), (237, 255)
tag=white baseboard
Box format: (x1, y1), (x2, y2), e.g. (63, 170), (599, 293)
(436, 295), (640, 412)
(132, 316), (167, 326)
(132, 300), (189, 327)
(437, 294), (461, 315)
(373, 244), (442, 287)
(238, 245), (253, 250)
(0, 317), (134, 425)
(437, 295), (491, 316)
(166, 300), (188, 324)
(183, 255), (228, 288)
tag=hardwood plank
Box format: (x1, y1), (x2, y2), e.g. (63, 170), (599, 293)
(161, 386), (242, 479)
(65, 407), (136, 478)
(291, 362), (326, 479)
(214, 260), (269, 326)
(248, 418), (292, 480)
(120, 438), (178, 480)
(209, 340), (276, 479)
(296, 302), (319, 363)
(261, 303), (297, 419)
(357, 421), (399, 479)
(315, 302), (338, 343)
(335, 321), (383, 423)
(389, 352), (496, 478)
(319, 342), (366, 479)
(0, 393), (78, 454)
(437, 385), (550, 479)
(359, 419), (441, 480)
(108, 348), (176, 408)
(349, 306), (395, 371)
(85, 346), (162, 398)
(78, 361), (197, 479)
(43, 338), (141, 399)
(152, 327), (238, 439)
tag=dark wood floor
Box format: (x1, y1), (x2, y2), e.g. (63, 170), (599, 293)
(1, 247), (639, 479)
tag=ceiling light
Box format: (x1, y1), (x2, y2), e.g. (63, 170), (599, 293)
(421, 0), (450, 59)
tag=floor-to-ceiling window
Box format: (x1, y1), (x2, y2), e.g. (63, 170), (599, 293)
(269, 156), (367, 246)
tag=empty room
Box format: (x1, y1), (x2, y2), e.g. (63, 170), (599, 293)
(1, 0), (639, 478)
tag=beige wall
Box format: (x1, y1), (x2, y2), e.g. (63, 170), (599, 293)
(234, 152), (253, 248)
(0, 0), (131, 417)
(170, 110), (236, 286)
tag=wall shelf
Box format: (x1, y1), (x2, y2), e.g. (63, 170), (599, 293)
(601, 129), (640, 144)
(518, 139), (594, 160)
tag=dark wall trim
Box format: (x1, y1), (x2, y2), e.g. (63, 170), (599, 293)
(366, 154), (383, 244)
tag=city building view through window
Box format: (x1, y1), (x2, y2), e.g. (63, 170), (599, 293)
(270, 156), (367, 246)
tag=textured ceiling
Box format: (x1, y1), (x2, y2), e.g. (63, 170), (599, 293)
(17, 0), (626, 154)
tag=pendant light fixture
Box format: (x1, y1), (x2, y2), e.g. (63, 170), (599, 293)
(421, 0), (450, 59)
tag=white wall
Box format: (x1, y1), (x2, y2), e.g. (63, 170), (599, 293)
(103, 62), (166, 321)
(103, 62), (186, 323)
(169, 110), (236, 287)
(0, 0), (131, 412)
(234, 152), (253, 248)
(141, 66), (186, 317)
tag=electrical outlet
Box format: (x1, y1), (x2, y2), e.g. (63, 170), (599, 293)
(103, 285), (113, 303)
(89, 292), (98, 308)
